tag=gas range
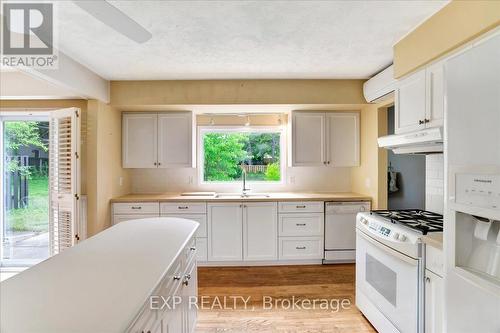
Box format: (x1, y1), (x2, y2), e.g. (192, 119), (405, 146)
(355, 209), (443, 333)
(370, 209), (444, 235)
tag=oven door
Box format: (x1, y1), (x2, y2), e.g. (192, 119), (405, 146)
(356, 229), (419, 333)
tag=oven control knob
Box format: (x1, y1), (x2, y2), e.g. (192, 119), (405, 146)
(392, 232), (400, 240)
(399, 234), (407, 242)
(361, 218), (368, 225)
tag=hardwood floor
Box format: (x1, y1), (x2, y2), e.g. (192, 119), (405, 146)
(196, 264), (376, 333)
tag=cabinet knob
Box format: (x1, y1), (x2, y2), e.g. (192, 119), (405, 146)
(425, 277), (431, 283)
(424, 118), (430, 123)
(173, 275), (181, 281)
(153, 162), (157, 166)
(190, 246), (196, 251)
(419, 120), (424, 125)
(327, 161), (330, 165)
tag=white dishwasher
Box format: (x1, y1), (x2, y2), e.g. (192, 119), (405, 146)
(323, 201), (371, 263)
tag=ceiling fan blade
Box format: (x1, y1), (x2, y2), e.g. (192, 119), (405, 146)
(73, 0), (152, 43)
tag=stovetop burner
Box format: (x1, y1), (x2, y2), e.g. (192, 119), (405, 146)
(371, 209), (444, 234)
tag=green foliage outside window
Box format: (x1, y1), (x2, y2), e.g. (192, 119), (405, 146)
(203, 131), (281, 182)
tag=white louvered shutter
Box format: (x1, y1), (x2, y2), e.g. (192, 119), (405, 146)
(49, 108), (81, 255)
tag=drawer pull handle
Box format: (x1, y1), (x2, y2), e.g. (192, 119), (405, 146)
(296, 205), (306, 209)
(183, 274), (191, 286)
(296, 246), (306, 250)
(131, 206), (142, 210)
(173, 275), (181, 281)
(178, 206), (189, 209)
(425, 277), (431, 283)
(190, 247), (196, 251)
(296, 223), (306, 226)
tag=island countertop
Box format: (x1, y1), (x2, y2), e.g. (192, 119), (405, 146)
(110, 191), (372, 203)
(0, 218), (199, 333)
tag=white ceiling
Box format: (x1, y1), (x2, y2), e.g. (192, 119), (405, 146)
(55, 0), (447, 80)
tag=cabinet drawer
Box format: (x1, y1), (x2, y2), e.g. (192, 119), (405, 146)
(278, 201), (324, 213)
(162, 214), (207, 238)
(279, 213), (324, 236)
(426, 244), (444, 277)
(113, 202), (160, 215)
(279, 237), (324, 260)
(160, 202), (206, 214)
(196, 238), (208, 262)
(113, 214), (158, 225)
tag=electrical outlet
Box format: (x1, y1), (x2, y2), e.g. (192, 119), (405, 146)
(289, 176), (296, 184)
(188, 176), (193, 184)
(365, 178), (371, 189)
(119, 176), (123, 187)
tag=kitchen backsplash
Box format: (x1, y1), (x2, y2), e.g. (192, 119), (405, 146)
(130, 167), (351, 193)
(425, 154), (444, 214)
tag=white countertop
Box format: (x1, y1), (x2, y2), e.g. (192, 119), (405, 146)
(0, 217), (199, 333)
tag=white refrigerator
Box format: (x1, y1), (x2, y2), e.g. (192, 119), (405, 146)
(445, 30), (500, 332)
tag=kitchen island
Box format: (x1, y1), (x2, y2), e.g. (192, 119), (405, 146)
(0, 217), (199, 333)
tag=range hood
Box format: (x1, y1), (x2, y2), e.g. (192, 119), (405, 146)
(378, 127), (443, 154)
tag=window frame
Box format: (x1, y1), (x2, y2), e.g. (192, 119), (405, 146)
(197, 125), (286, 185)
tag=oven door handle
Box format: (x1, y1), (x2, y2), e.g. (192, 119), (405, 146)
(358, 229), (418, 266)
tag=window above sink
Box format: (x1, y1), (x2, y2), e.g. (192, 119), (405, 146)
(198, 125), (285, 185)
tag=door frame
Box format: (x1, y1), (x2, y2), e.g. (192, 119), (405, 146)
(0, 112), (50, 268)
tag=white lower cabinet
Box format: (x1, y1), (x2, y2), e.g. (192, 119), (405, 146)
(425, 269), (443, 333)
(128, 238), (197, 333)
(208, 202), (278, 262)
(114, 200), (325, 265)
(207, 203), (243, 261)
(243, 202), (278, 261)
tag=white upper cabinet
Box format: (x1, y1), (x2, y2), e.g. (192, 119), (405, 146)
(243, 202), (278, 261)
(426, 62), (445, 128)
(395, 62), (445, 134)
(158, 112), (192, 168)
(326, 113), (360, 167)
(291, 111), (359, 167)
(395, 69), (426, 134)
(122, 113), (158, 168)
(292, 112), (326, 166)
(123, 112), (192, 168)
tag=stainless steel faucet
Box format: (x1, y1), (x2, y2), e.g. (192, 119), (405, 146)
(241, 165), (251, 195)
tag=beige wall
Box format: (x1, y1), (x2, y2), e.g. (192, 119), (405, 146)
(351, 101), (390, 209)
(110, 80), (366, 107)
(394, 1), (500, 78)
(86, 101), (131, 236)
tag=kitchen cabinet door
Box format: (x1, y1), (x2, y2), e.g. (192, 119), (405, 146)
(207, 203), (243, 261)
(243, 202), (278, 261)
(395, 70), (426, 134)
(157, 112), (192, 168)
(425, 269), (444, 333)
(326, 113), (359, 167)
(291, 112), (326, 166)
(426, 63), (445, 128)
(182, 260), (198, 333)
(123, 113), (158, 168)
